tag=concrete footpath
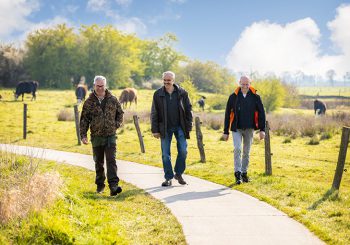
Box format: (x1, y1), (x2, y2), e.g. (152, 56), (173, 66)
(0, 144), (324, 245)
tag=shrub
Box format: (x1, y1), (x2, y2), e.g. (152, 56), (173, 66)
(308, 136), (320, 145)
(57, 109), (74, 121)
(283, 137), (292, 143)
(253, 78), (286, 113)
(320, 132), (333, 140)
(206, 95), (227, 110)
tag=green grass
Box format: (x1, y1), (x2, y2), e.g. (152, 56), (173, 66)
(0, 157), (186, 244)
(1, 88), (350, 244)
(298, 86), (350, 97)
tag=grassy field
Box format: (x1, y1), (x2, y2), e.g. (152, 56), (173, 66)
(0, 155), (186, 244)
(0, 88), (350, 244)
(298, 86), (350, 97)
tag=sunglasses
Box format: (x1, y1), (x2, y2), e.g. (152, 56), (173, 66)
(96, 85), (105, 88)
(163, 79), (172, 82)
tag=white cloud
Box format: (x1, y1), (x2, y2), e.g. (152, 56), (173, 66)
(114, 17), (147, 35)
(0, 0), (39, 40)
(115, 0), (132, 7)
(328, 4), (350, 55)
(87, 0), (108, 12)
(226, 4), (350, 79)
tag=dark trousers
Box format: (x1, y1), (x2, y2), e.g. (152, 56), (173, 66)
(92, 144), (119, 189)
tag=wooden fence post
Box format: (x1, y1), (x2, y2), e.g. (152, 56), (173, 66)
(332, 126), (350, 190)
(195, 116), (206, 163)
(133, 115), (145, 153)
(74, 105), (81, 145)
(264, 121), (272, 175)
(23, 103), (27, 139)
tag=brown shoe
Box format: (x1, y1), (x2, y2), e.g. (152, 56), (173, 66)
(174, 174), (187, 185)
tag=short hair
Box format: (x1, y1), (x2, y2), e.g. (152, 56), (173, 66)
(93, 75), (107, 86)
(239, 75), (251, 83)
(162, 71), (175, 80)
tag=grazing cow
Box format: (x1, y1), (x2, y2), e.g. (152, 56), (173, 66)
(14, 81), (39, 101)
(314, 99), (327, 115)
(197, 96), (206, 111)
(119, 88), (138, 108)
(75, 83), (88, 104)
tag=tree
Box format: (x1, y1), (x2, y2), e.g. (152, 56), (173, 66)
(176, 60), (235, 93)
(0, 44), (27, 87)
(140, 33), (185, 81)
(253, 78), (286, 113)
(24, 24), (80, 88)
(326, 69), (336, 87)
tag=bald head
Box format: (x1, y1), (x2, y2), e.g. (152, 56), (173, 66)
(239, 76), (251, 93)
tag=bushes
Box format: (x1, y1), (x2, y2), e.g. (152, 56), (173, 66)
(206, 95), (227, 110)
(268, 113), (341, 139)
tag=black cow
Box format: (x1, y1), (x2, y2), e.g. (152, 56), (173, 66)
(314, 99), (327, 115)
(197, 96), (206, 111)
(14, 81), (39, 101)
(75, 84), (88, 104)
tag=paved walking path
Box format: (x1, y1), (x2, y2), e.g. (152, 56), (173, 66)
(0, 144), (324, 245)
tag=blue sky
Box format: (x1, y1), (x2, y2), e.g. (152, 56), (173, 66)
(1, 0), (350, 78)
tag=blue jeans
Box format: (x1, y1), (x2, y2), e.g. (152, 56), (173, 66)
(161, 126), (187, 180)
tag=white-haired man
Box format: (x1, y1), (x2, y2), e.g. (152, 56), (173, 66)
(80, 75), (124, 196)
(151, 71), (193, 186)
(222, 76), (266, 184)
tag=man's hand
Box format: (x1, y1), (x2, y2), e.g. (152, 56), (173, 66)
(221, 134), (229, 141)
(153, 133), (161, 139)
(259, 131), (265, 140)
(82, 137), (89, 145)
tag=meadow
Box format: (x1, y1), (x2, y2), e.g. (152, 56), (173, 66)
(0, 152), (185, 244)
(0, 88), (349, 244)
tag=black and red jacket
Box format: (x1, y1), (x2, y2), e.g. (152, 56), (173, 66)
(223, 86), (266, 134)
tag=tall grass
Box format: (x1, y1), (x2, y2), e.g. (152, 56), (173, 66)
(0, 150), (62, 224)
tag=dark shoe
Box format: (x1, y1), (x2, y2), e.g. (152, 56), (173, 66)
(110, 186), (122, 196)
(234, 171), (242, 185)
(174, 174), (187, 185)
(241, 172), (250, 183)
(161, 179), (172, 187)
(96, 185), (105, 194)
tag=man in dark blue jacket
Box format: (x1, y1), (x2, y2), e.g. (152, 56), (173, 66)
(222, 76), (266, 184)
(151, 71), (193, 187)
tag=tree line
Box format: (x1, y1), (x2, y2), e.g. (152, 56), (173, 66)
(0, 24), (234, 93)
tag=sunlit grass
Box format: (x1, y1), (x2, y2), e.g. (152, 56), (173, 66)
(0, 88), (350, 244)
(0, 158), (186, 244)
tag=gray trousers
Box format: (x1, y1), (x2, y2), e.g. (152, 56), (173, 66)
(233, 129), (254, 173)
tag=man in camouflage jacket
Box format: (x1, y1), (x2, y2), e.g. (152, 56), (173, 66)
(80, 75), (124, 196)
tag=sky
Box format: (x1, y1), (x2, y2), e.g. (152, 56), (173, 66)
(1, 0), (350, 79)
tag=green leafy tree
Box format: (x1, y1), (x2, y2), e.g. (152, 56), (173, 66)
(24, 24), (80, 88)
(78, 25), (138, 88)
(140, 33), (185, 81)
(253, 78), (286, 113)
(178, 77), (199, 104)
(176, 60), (235, 93)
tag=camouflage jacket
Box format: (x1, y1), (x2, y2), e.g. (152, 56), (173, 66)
(80, 90), (124, 138)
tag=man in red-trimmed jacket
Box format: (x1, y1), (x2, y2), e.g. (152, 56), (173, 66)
(222, 76), (266, 185)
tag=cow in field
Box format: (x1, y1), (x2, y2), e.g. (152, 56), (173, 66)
(14, 81), (39, 101)
(119, 88), (138, 109)
(314, 99), (327, 115)
(197, 96), (206, 111)
(75, 83), (88, 104)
